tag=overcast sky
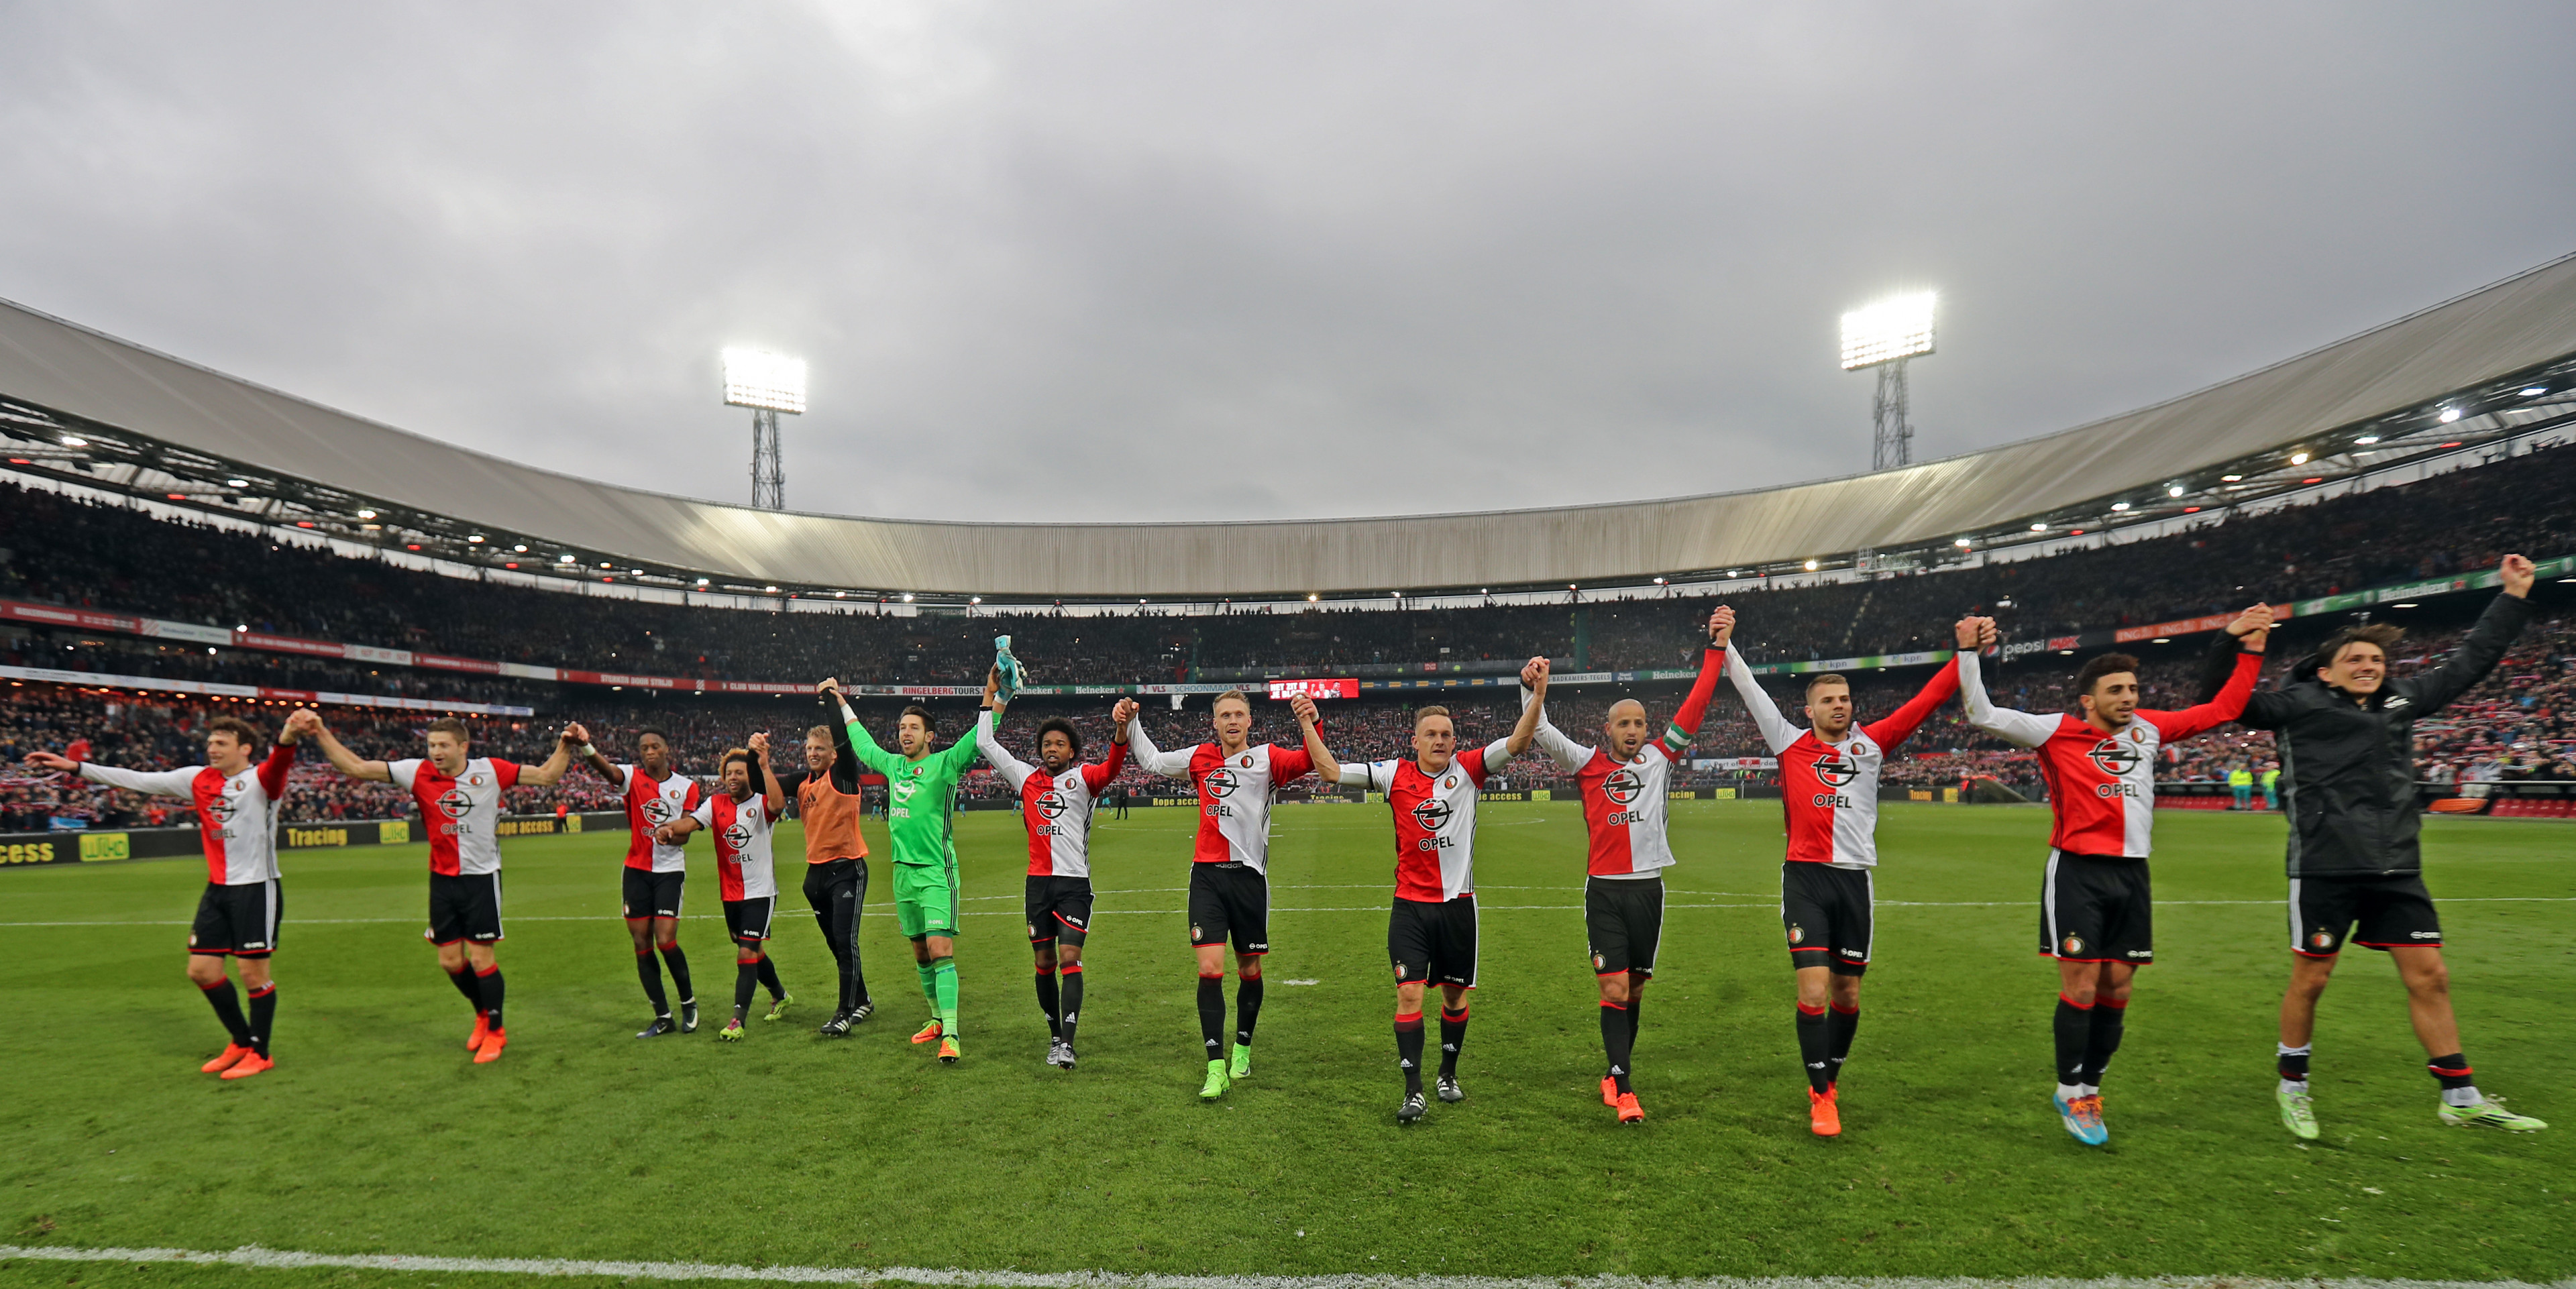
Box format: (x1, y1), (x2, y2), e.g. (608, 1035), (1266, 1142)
(3, 3), (2571, 524)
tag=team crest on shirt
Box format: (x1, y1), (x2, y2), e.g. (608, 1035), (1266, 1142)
(1603, 767), (1644, 804)
(1410, 797), (1454, 832)
(2086, 738), (2142, 776)
(470, 774), (485, 787)
(1203, 767), (1240, 798)
(1813, 752), (1859, 787)
(1036, 789), (1069, 819)
(1239, 754), (1253, 768)
(436, 787), (472, 819)
(1443, 775), (1457, 789)
(2061, 934), (2085, 955)
(1028, 923), (1039, 938)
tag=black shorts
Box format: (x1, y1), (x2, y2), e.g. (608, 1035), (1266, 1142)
(724, 897), (775, 944)
(621, 868), (685, 921)
(1188, 862), (1270, 956)
(1585, 875), (1664, 977)
(189, 879), (282, 958)
(2292, 873), (2442, 956)
(1781, 861), (1874, 975)
(2041, 851), (2152, 965)
(1025, 875), (1096, 948)
(1389, 895), (1479, 989)
(427, 872), (504, 946)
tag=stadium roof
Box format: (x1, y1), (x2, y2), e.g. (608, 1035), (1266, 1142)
(3, 254), (2576, 602)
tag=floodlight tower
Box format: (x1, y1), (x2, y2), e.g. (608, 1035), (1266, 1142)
(1839, 292), (1936, 471)
(722, 348), (807, 510)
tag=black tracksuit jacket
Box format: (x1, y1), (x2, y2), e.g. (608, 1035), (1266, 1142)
(2198, 590), (2534, 879)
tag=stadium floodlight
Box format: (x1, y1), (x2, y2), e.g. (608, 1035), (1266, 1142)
(2167, 484), (2186, 497)
(2437, 406), (2461, 423)
(225, 478), (249, 488)
(1803, 559), (1819, 571)
(722, 347), (806, 510)
(2111, 502), (2130, 512)
(2523, 386), (2549, 396)
(59, 435), (87, 447)
(557, 554), (575, 564)
(1840, 291), (1935, 471)
(2354, 436), (2379, 445)
(2290, 451), (2310, 465)
(1839, 292), (1937, 371)
(1951, 539), (1971, 549)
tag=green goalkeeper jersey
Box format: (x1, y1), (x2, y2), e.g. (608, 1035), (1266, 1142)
(842, 706), (981, 867)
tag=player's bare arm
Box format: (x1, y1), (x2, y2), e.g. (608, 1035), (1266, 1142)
(294, 709), (393, 783)
(1291, 693), (1339, 783)
(512, 726), (583, 788)
(981, 667), (1005, 716)
(1506, 669), (1547, 757)
(751, 732), (784, 814)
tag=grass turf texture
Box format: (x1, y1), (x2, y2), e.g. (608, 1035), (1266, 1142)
(3, 800), (2569, 1284)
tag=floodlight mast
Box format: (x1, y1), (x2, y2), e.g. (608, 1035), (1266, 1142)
(722, 348), (807, 510)
(1839, 292), (1935, 471)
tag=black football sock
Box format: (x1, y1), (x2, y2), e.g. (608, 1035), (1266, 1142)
(2277, 1043), (2312, 1082)
(2082, 996), (2127, 1086)
(1058, 964), (1084, 1048)
(1626, 989), (1644, 1044)
(1234, 974), (1264, 1049)
(1796, 1003), (1833, 1094)
(2428, 1052), (2475, 1092)
(1600, 1001), (1635, 1095)
(637, 948), (671, 1015)
(1438, 1004), (1469, 1078)
(1395, 1010), (1426, 1095)
(1826, 1001), (1860, 1086)
(1035, 967), (1061, 1040)
(474, 965), (504, 1031)
(2054, 993), (2094, 1088)
(246, 982), (276, 1058)
(755, 956), (784, 1001)
(447, 965), (484, 1012)
(1197, 974), (1226, 1061)
(199, 976), (252, 1046)
(660, 945), (695, 1006)
(733, 960), (759, 1023)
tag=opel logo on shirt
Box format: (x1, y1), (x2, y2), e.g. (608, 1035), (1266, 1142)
(1203, 767), (1240, 798)
(1813, 752), (1859, 787)
(643, 798), (677, 825)
(437, 787), (472, 819)
(2087, 738), (2142, 776)
(1410, 797), (1454, 831)
(722, 822), (753, 851)
(1603, 767), (1644, 804)
(1037, 789), (1069, 820)
(205, 796), (239, 824)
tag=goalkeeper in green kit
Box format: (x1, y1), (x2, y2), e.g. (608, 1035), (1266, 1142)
(819, 677), (979, 1064)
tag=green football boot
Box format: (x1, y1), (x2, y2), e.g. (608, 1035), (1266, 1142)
(1199, 1059), (1232, 1101)
(2439, 1099), (2546, 1131)
(2277, 1082), (2320, 1139)
(1229, 1042), (1253, 1080)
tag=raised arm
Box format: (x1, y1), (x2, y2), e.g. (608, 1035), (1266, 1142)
(822, 678), (898, 776)
(1079, 699), (1136, 793)
(1722, 643), (1804, 755)
(1651, 607), (1730, 761)
(256, 725), (301, 797)
(1124, 714), (1193, 779)
(752, 733), (785, 814)
(2145, 604), (2271, 742)
(1860, 655), (1963, 752)
(572, 720), (622, 787)
(1952, 618), (2059, 750)
(1505, 669), (1546, 759)
(1289, 694), (1341, 784)
(974, 708), (1034, 792)
(292, 710), (394, 783)
(1520, 658), (1593, 771)
(515, 724), (583, 787)
(64, 759), (201, 798)
(2396, 562), (2536, 715)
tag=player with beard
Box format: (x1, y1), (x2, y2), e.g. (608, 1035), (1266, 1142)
(769, 719), (876, 1035)
(296, 710), (584, 1062)
(656, 734), (790, 1041)
(2197, 555), (2546, 1136)
(29, 715), (302, 1079)
(977, 677), (1139, 1070)
(1957, 605), (2269, 1146)
(1521, 607), (1727, 1125)
(820, 679), (983, 1064)
(1723, 608), (1962, 1136)
(1126, 691), (1323, 1101)
(580, 732), (705, 1038)
(1299, 692), (1543, 1124)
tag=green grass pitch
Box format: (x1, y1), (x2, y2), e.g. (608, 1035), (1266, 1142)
(3, 799), (2569, 1285)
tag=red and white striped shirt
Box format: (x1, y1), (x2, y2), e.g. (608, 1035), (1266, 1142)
(690, 791), (777, 900)
(79, 744), (296, 885)
(1531, 647), (1725, 878)
(389, 757), (521, 877)
(1352, 740), (1510, 902)
(1728, 648), (1960, 868)
(1128, 720), (1315, 875)
(1959, 649), (2258, 858)
(977, 711), (1129, 878)
(617, 765), (701, 873)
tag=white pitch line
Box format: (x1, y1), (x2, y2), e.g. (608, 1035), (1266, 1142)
(0, 1245), (2562, 1289)
(3, 896), (2569, 930)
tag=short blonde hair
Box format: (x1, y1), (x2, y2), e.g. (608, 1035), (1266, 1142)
(1414, 706), (1452, 728)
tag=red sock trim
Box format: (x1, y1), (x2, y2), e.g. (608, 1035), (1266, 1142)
(1061, 964), (1083, 975)
(1035, 967), (1058, 977)
(2098, 996), (2128, 1010)
(247, 983), (275, 998)
(1394, 1011), (1424, 1028)
(475, 964), (499, 977)
(1197, 972), (1225, 980)
(2429, 1062), (2473, 1076)
(1441, 1006), (1468, 1021)
(1797, 1003), (1827, 1017)
(635, 948), (653, 958)
(1600, 1000), (1627, 1011)
(197, 979), (230, 993)
(1829, 1001), (1858, 1015)
(2057, 993), (2094, 1009)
